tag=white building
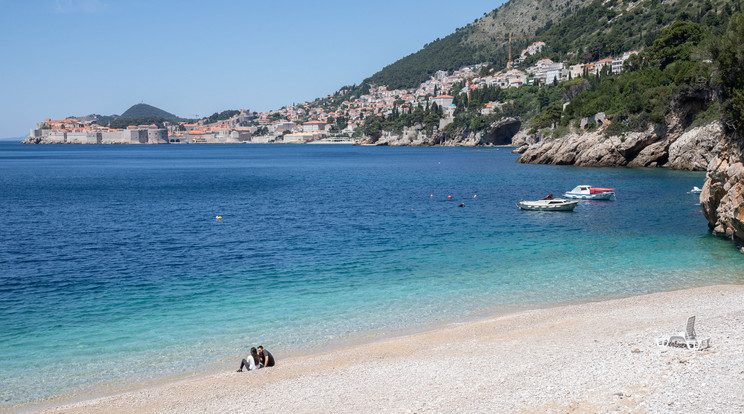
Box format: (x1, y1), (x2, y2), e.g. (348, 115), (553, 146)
(302, 121), (327, 132)
(431, 95), (454, 108)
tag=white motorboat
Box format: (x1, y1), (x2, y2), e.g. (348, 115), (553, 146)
(517, 194), (578, 211)
(689, 186), (702, 194)
(563, 185), (615, 200)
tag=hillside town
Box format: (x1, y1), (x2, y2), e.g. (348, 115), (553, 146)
(251, 42), (637, 139)
(26, 42), (639, 145)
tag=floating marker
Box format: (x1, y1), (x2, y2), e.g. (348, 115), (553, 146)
(448, 195), (452, 199)
(216, 216), (222, 220)
(430, 194), (433, 198)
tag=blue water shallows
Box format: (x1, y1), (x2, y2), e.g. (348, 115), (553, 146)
(0, 142), (742, 407)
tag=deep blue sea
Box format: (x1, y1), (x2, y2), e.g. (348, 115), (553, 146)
(1, 142), (743, 408)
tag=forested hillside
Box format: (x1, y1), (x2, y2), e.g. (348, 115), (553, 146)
(364, 0), (595, 89)
(363, 0), (737, 91)
(120, 103), (182, 122)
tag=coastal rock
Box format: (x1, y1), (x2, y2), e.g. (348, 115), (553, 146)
(574, 134), (626, 166)
(479, 117), (521, 146)
(616, 126), (664, 161)
(510, 129), (534, 147)
(518, 120), (721, 171)
(626, 140), (669, 168)
(362, 117), (521, 147)
(701, 137), (744, 247)
(512, 144), (529, 154)
(518, 129), (627, 166)
(668, 121), (723, 171)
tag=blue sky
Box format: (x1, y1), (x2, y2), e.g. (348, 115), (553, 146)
(0, 0), (504, 138)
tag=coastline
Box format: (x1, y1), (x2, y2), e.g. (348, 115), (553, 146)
(21, 284), (744, 413)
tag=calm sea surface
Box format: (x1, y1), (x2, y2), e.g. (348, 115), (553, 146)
(1, 142), (743, 407)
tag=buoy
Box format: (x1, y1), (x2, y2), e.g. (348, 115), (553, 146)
(216, 216), (222, 220)
(473, 195), (477, 198)
(448, 195), (452, 199)
(430, 194), (433, 198)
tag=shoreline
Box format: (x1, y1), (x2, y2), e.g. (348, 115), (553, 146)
(16, 283), (744, 413)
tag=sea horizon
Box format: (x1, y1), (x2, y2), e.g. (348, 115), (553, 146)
(2, 142), (743, 409)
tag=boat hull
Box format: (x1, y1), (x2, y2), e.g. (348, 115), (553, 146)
(563, 191), (614, 200)
(517, 200), (578, 211)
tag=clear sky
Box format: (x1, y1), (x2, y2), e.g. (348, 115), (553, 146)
(0, 0), (505, 138)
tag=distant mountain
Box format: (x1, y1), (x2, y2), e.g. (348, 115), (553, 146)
(120, 103), (181, 122)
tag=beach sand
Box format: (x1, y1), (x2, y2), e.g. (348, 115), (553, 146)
(32, 285), (744, 413)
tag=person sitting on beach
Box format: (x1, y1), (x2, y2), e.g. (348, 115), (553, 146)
(236, 347), (261, 372)
(257, 346), (275, 367)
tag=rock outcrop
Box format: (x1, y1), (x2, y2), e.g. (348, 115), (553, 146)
(668, 122), (723, 170)
(362, 117), (521, 147)
(517, 120), (723, 171)
(701, 136), (744, 250)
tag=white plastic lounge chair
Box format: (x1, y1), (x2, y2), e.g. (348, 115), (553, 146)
(656, 316), (710, 350)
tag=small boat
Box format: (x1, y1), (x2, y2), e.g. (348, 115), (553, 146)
(689, 186), (702, 194)
(517, 194), (578, 211)
(563, 185), (615, 200)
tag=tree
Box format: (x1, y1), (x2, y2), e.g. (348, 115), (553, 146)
(623, 53), (642, 71)
(648, 21), (704, 68)
(712, 12), (744, 132)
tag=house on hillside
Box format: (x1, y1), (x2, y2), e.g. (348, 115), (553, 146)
(569, 64), (585, 79)
(302, 120), (327, 132)
(431, 95), (454, 108)
(594, 58), (614, 74)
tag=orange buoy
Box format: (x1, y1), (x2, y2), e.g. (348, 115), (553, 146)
(216, 216), (222, 220)
(430, 194), (433, 198)
(447, 195), (452, 199)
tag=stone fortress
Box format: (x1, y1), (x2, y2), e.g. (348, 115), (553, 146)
(26, 118), (168, 144)
(23, 109), (259, 145)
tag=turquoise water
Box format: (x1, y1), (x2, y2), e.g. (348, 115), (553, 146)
(1, 142), (742, 408)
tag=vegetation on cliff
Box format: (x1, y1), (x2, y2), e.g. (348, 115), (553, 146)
(711, 11), (744, 134)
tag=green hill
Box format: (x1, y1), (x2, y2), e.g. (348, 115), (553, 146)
(120, 103), (181, 122)
(362, 0), (737, 90)
(363, 0), (595, 89)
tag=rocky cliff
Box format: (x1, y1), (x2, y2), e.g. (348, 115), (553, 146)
(701, 135), (744, 250)
(361, 117), (521, 147)
(516, 116), (723, 171)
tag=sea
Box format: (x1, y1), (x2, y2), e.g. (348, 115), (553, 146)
(1, 142), (743, 409)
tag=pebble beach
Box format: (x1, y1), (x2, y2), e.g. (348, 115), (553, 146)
(26, 284), (744, 413)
